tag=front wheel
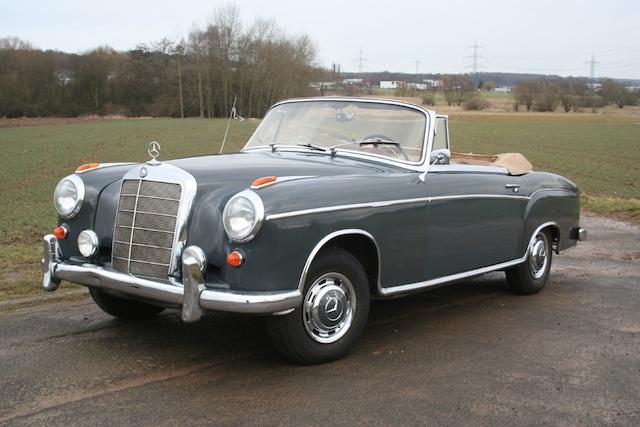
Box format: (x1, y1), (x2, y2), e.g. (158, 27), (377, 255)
(266, 247), (370, 364)
(506, 230), (553, 295)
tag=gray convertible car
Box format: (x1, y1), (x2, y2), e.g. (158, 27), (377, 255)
(42, 97), (585, 364)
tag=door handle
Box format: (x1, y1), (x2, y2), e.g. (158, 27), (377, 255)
(505, 184), (521, 193)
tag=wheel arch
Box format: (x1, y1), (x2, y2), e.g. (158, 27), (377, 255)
(526, 221), (560, 255)
(299, 229), (381, 296)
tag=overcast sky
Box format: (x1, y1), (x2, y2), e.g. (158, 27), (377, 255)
(2, 0), (639, 79)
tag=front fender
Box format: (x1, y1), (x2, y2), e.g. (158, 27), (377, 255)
(213, 172), (426, 292)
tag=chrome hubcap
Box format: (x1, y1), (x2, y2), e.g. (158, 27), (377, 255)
(529, 233), (548, 279)
(303, 272), (356, 344)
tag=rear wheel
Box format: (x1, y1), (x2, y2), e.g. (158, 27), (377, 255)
(89, 288), (165, 320)
(266, 247), (370, 364)
(506, 230), (553, 295)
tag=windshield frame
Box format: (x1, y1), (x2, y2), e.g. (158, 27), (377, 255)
(242, 97), (433, 170)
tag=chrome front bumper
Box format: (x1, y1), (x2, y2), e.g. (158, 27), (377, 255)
(41, 235), (301, 322)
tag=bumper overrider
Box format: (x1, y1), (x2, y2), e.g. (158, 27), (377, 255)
(41, 234), (302, 322)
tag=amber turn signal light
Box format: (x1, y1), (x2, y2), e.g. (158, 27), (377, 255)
(76, 163), (100, 172)
(53, 225), (68, 239)
(226, 251), (244, 267)
(251, 176), (277, 189)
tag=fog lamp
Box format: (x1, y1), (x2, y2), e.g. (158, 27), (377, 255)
(77, 230), (99, 257)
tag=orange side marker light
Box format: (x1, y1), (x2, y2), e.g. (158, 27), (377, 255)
(76, 163), (100, 172)
(227, 251), (244, 267)
(251, 176), (277, 189)
(53, 225), (68, 239)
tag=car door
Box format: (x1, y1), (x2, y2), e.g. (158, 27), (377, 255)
(423, 117), (527, 281)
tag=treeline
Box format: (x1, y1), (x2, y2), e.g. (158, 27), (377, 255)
(394, 73), (639, 112)
(0, 7), (318, 118)
(513, 78), (638, 112)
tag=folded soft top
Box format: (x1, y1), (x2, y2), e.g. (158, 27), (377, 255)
(451, 151), (533, 175)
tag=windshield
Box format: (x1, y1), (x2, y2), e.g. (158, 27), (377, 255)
(244, 100), (427, 163)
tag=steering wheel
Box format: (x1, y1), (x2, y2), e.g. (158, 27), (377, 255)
(360, 134), (410, 161)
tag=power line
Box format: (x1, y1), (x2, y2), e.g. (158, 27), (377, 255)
(585, 54), (600, 78)
(354, 48), (366, 73)
(466, 39), (485, 85)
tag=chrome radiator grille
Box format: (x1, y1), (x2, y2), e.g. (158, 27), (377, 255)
(112, 179), (182, 280)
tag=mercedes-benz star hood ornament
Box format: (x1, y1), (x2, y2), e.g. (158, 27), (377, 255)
(147, 141), (161, 165)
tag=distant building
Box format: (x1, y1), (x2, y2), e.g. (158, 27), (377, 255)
(408, 82), (428, 90)
(586, 83), (602, 90)
(494, 86), (512, 93)
(422, 79), (442, 88)
(380, 81), (400, 89)
(342, 78), (363, 85)
(310, 81), (337, 90)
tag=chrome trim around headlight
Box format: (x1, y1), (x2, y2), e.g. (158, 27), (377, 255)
(53, 174), (85, 219)
(223, 189), (265, 243)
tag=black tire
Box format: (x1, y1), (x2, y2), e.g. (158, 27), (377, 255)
(266, 247), (370, 364)
(89, 288), (165, 320)
(506, 229), (553, 295)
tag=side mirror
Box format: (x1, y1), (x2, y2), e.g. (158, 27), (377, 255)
(419, 148), (451, 183)
(429, 148), (451, 165)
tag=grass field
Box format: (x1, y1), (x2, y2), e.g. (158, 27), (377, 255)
(0, 113), (638, 301)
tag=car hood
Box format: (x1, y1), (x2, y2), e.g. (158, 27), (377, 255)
(77, 150), (408, 265)
(166, 150), (396, 188)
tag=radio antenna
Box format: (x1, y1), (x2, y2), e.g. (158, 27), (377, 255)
(220, 96), (241, 154)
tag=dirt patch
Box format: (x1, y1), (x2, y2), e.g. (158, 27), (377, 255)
(0, 115), (126, 128)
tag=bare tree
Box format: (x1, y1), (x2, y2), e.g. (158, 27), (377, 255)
(513, 81), (536, 111)
(0, 36), (33, 50)
(441, 75), (474, 106)
(481, 81), (496, 91)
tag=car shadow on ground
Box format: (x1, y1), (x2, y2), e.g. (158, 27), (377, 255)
(83, 274), (511, 366)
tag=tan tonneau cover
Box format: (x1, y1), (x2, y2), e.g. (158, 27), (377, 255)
(451, 152), (532, 175)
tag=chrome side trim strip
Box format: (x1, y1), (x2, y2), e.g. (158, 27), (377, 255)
(266, 194), (530, 221)
(267, 198), (431, 221)
(378, 221), (559, 296)
(430, 194), (530, 202)
(379, 257), (526, 296)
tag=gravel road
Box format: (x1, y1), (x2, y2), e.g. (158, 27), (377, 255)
(0, 214), (638, 426)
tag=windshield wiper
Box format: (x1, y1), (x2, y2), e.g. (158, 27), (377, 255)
(296, 143), (328, 152)
(356, 140), (400, 146)
(268, 142), (328, 153)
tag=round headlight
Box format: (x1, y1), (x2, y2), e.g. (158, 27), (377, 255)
(53, 175), (84, 218)
(223, 190), (264, 243)
(77, 230), (99, 257)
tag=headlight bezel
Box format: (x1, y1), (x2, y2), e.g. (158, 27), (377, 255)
(222, 190), (265, 243)
(53, 174), (85, 219)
